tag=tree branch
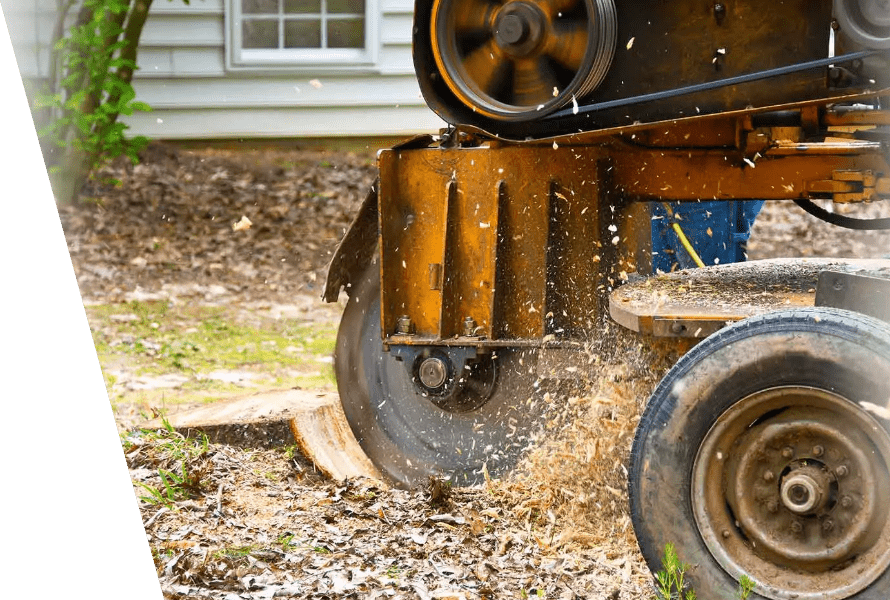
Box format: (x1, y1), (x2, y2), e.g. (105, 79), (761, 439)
(106, 0), (153, 127)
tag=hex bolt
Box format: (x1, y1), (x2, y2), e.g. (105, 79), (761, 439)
(823, 519), (834, 533)
(791, 521), (803, 533)
(767, 499), (779, 513)
(721, 529), (731, 539)
(782, 447), (794, 459)
(714, 3), (727, 23)
(763, 470), (775, 482)
(396, 315), (413, 335)
(462, 316), (477, 337)
(836, 465), (849, 478)
(813, 445), (824, 457)
(841, 495), (854, 509)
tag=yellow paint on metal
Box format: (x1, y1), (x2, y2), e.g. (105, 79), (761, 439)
(377, 108), (890, 346)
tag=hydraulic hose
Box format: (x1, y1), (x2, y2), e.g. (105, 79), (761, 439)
(793, 198), (890, 231)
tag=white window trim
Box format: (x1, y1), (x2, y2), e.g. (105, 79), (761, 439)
(225, 0), (379, 71)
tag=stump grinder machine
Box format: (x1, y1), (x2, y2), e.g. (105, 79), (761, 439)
(324, 1), (890, 597)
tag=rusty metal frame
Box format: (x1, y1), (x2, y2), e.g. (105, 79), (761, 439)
(369, 101), (890, 350)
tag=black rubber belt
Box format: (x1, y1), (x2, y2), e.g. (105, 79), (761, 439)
(548, 50), (883, 120)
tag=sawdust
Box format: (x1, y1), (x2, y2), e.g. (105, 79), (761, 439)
(496, 326), (679, 559)
(500, 198), (890, 555)
(130, 431), (651, 599)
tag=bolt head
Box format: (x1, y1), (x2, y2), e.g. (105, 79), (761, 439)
(791, 521), (803, 533)
(462, 316), (477, 336)
(836, 465), (849, 478)
(767, 499), (779, 513)
(782, 447), (794, 459)
(495, 14), (527, 45)
(813, 445), (824, 457)
(822, 519), (834, 532)
(763, 470), (775, 482)
(721, 529), (731, 539)
(396, 315), (413, 334)
(841, 495), (854, 508)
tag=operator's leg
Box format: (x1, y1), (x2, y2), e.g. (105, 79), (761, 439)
(650, 200), (765, 273)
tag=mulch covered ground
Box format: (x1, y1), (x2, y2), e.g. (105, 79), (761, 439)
(60, 141), (890, 600)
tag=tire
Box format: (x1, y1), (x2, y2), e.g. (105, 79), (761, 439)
(629, 307), (890, 600)
(334, 259), (544, 488)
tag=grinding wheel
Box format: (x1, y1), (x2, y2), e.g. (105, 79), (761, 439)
(334, 259), (544, 487)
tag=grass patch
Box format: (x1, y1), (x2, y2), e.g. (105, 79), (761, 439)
(125, 419), (212, 508)
(651, 544), (756, 600)
(86, 300), (339, 409)
(212, 545), (257, 560)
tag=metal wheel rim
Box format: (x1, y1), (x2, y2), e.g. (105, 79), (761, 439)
(692, 386), (890, 600)
(430, 0), (617, 120)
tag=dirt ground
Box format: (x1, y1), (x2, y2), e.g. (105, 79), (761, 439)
(60, 141), (890, 600)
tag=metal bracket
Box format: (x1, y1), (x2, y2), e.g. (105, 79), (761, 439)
(815, 269), (890, 323)
(809, 170), (888, 203)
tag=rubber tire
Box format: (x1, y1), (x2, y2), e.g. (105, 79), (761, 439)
(335, 259), (544, 488)
(629, 307), (890, 600)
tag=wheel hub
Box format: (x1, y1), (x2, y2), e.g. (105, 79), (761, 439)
(418, 356), (449, 389)
(493, 3), (545, 57)
(693, 387), (890, 600)
(780, 467), (829, 515)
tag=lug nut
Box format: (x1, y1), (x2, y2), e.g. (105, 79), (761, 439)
(836, 465), (849, 478)
(841, 495), (854, 508)
(721, 529), (731, 539)
(791, 521), (803, 533)
(782, 447), (794, 459)
(767, 499), (779, 513)
(763, 470), (775, 482)
(822, 519), (834, 532)
(813, 445), (824, 457)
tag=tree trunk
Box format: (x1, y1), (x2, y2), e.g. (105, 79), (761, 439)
(43, 0), (155, 205)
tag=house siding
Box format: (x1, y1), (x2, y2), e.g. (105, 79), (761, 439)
(4, 0), (444, 138)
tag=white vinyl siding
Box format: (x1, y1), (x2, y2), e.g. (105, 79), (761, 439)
(5, 0), (444, 138)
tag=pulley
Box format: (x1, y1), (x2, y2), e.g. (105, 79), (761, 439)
(835, 0), (890, 49)
(429, 0), (618, 120)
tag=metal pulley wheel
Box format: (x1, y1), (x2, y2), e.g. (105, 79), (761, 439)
(835, 0), (890, 49)
(430, 0), (617, 120)
(629, 307), (890, 600)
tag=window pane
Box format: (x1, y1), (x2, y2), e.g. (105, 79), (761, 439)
(328, 0), (364, 14)
(327, 17), (364, 48)
(284, 0), (320, 13)
(285, 19), (322, 48)
(243, 20), (278, 48)
(243, 0), (278, 14)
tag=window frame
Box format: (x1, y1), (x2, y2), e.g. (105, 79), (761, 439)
(226, 0), (379, 71)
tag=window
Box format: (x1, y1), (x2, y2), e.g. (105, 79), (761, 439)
(229, 0), (376, 68)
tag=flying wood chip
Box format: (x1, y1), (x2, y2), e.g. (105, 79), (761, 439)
(232, 216), (252, 231)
